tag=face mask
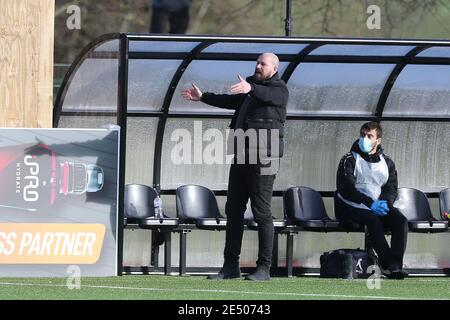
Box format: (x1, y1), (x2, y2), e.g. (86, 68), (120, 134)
(358, 137), (373, 153)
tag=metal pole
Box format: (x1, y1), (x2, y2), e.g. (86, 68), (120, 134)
(116, 34), (129, 276)
(285, 0), (292, 37)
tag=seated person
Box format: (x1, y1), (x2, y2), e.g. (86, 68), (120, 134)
(335, 121), (408, 279)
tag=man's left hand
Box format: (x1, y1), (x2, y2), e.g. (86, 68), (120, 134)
(230, 75), (251, 95)
(370, 200), (389, 216)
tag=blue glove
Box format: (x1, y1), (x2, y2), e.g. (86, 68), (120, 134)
(370, 200), (389, 216)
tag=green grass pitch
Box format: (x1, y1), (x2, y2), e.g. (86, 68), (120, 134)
(0, 275), (448, 300)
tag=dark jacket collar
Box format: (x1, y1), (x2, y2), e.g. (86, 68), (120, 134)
(246, 72), (280, 85)
(351, 139), (383, 162)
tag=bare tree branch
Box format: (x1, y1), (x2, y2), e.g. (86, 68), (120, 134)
(190, 0), (212, 33)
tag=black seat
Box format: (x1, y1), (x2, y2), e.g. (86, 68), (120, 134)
(394, 187), (448, 233)
(124, 183), (157, 226)
(282, 186), (339, 277)
(282, 186), (365, 277)
(175, 184), (227, 275)
(284, 186), (341, 232)
(439, 188), (450, 221)
(124, 184), (179, 275)
(124, 184), (179, 231)
(176, 184), (226, 230)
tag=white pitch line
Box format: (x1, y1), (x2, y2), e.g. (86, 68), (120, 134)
(0, 282), (445, 300)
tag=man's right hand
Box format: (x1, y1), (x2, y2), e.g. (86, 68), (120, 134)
(181, 83), (203, 101)
(370, 200), (389, 216)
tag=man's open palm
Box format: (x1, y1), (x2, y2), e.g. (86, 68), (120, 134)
(181, 83), (203, 101)
(230, 74), (251, 95)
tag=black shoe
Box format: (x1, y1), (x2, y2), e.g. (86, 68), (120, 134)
(378, 264), (391, 279)
(381, 263), (408, 280)
(207, 265), (241, 280)
(244, 266), (270, 281)
(381, 269), (390, 278)
(386, 268), (408, 280)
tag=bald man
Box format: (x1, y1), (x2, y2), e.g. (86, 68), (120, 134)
(182, 53), (289, 281)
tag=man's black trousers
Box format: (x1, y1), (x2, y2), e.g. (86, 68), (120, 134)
(150, 6), (190, 34)
(335, 196), (408, 270)
(224, 162), (276, 268)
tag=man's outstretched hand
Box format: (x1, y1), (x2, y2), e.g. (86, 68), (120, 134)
(230, 75), (251, 95)
(181, 83), (203, 101)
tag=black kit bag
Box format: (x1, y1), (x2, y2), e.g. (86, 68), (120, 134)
(320, 248), (377, 279)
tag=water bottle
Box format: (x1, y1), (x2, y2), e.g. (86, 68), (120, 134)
(154, 195), (163, 219)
